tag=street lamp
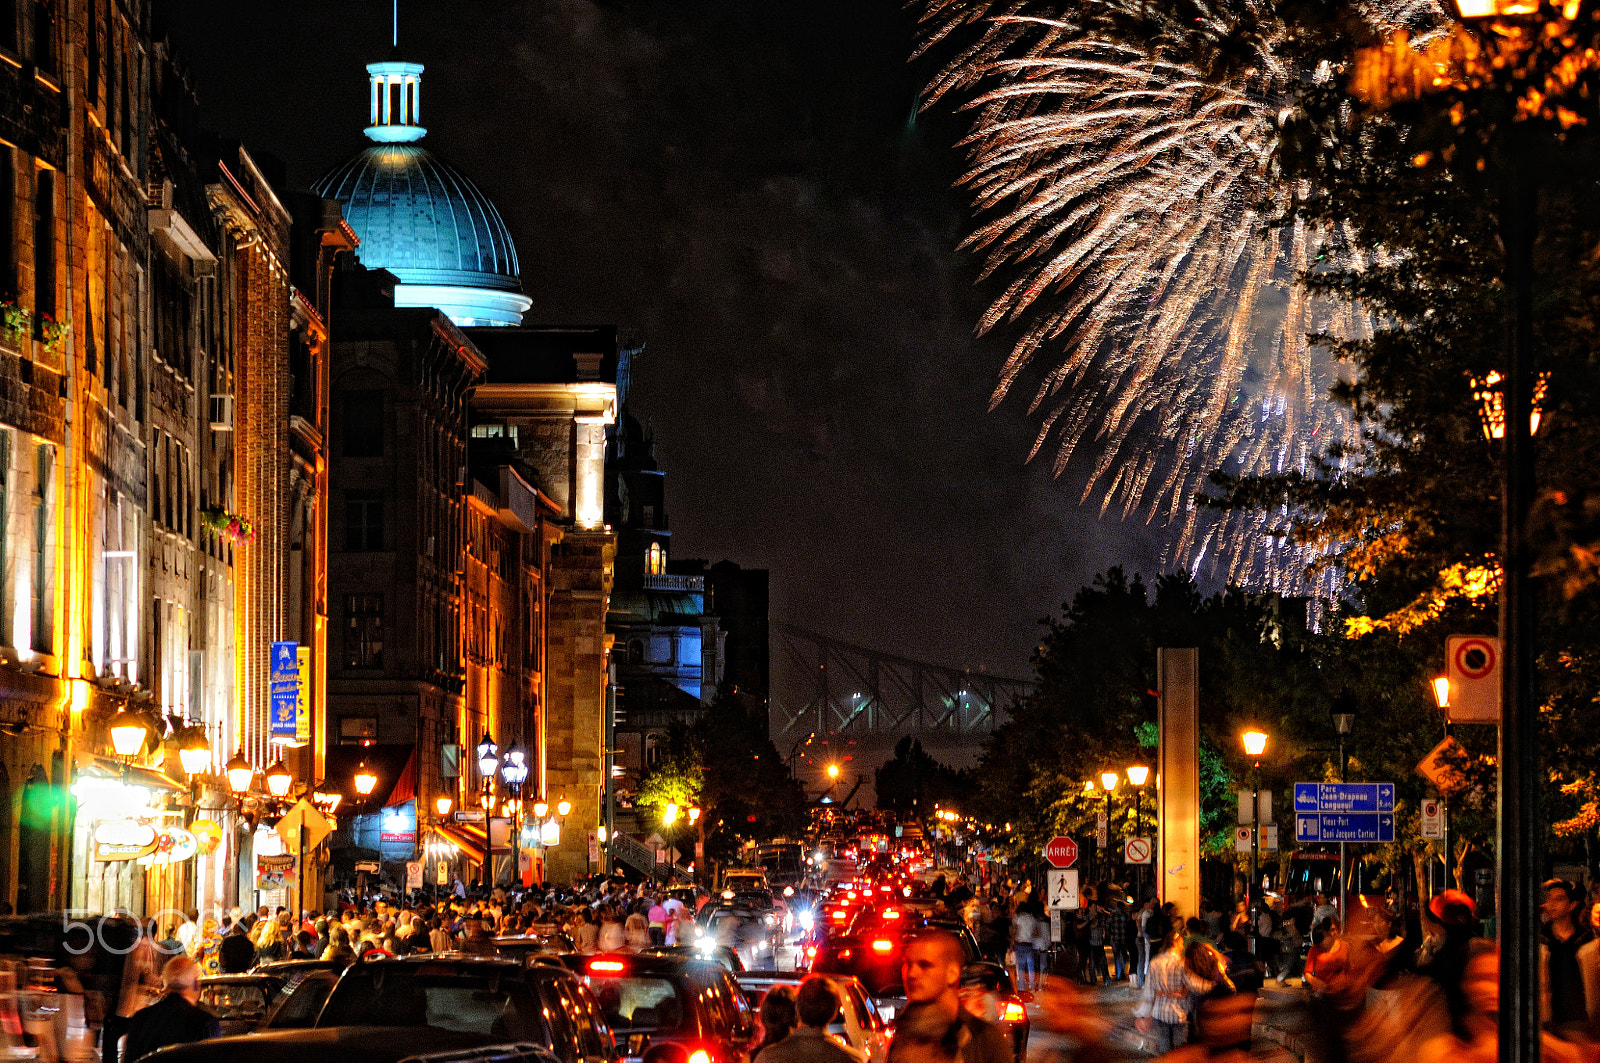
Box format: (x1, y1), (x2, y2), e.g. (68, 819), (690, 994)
(1241, 731), (1268, 915)
(475, 735), (499, 891)
(1099, 772), (1118, 885)
(500, 743), (528, 890)
(265, 759), (293, 799)
(108, 709), (149, 758)
(827, 764), (840, 779)
(1127, 765), (1150, 898)
(663, 804), (681, 884)
(435, 795), (453, 817)
(225, 749), (254, 795)
(352, 762), (377, 797)
(177, 727), (211, 777)
(1431, 677), (1455, 893)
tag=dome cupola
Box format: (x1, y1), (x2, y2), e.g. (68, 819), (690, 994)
(313, 52), (532, 328)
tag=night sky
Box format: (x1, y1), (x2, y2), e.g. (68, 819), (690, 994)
(161, 0), (1169, 693)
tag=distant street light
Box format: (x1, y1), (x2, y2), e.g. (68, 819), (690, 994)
(1240, 730), (1268, 915)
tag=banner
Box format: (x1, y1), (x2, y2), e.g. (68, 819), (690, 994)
(256, 854), (297, 890)
(93, 821), (157, 861)
(270, 642), (299, 740)
(295, 646), (311, 743)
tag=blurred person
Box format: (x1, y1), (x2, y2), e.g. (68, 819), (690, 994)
(1420, 943), (1597, 1063)
(598, 907), (626, 952)
(1162, 991), (1258, 1063)
(218, 920), (254, 973)
(624, 910), (652, 951)
(1218, 931), (1264, 993)
(1134, 928), (1215, 1054)
(759, 980), (857, 1063)
(755, 985), (798, 1057)
(1304, 918), (1347, 995)
(122, 957), (219, 1063)
(889, 931), (1011, 1063)
(1013, 902), (1041, 993)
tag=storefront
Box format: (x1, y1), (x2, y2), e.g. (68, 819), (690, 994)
(68, 757), (192, 918)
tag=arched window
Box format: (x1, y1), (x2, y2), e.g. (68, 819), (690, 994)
(647, 542), (664, 575)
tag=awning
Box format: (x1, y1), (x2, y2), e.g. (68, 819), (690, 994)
(84, 757), (187, 793)
(433, 823), (510, 856)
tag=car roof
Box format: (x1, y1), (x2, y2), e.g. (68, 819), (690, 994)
(577, 952), (730, 978)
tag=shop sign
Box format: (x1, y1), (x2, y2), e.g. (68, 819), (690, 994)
(93, 820), (157, 861)
(295, 646), (312, 744)
(140, 827), (198, 865)
(191, 819), (223, 855)
(256, 854), (296, 890)
(269, 642), (300, 741)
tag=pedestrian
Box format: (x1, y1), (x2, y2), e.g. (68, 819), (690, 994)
(1013, 903), (1040, 993)
(1540, 878), (1599, 1038)
(218, 920), (254, 973)
(648, 896), (668, 946)
(888, 930), (1011, 1063)
(755, 985), (798, 1056)
(598, 907), (627, 952)
(1304, 918), (1348, 995)
(1133, 928), (1215, 1054)
(121, 957), (220, 1063)
(1136, 898), (1157, 988)
(1106, 900), (1132, 982)
(756, 979), (857, 1063)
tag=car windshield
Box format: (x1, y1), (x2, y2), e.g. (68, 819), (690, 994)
(317, 968), (531, 1039)
(584, 975), (686, 1031)
(201, 984), (269, 1020)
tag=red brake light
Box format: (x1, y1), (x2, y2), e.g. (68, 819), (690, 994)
(1001, 1001), (1026, 1023)
(839, 949), (853, 959)
(879, 885), (890, 892)
(846, 891), (857, 899)
(872, 939), (894, 952)
(805, 945), (817, 957)
(688, 1051), (713, 1063)
(883, 909), (900, 920)
(589, 959), (626, 972)
(832, 910), (847, 921)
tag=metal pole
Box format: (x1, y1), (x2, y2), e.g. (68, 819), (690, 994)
(509, 790), (520, 894)
(1250, 787), (1260, 917)
(1498, 149), (1540, 1063)
(1443, 721), (1453, 892)
(1339, 734), (1347, 926)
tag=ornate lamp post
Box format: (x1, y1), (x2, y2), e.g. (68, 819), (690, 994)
(476, 735), (499, 891)
(500, 743), (528, 890)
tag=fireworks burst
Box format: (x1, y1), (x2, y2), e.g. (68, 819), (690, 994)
(918, 0), (1386, 590)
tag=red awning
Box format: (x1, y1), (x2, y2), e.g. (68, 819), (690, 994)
(434, 823), (509, 856)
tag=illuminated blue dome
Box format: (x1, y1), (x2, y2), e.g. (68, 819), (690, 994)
(313, 61), (532, 328)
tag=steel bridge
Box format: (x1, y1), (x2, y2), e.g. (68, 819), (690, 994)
(770, 623), (1029, 738)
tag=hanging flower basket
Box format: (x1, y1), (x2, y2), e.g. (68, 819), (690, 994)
(37, 314), (69, 353)
(0, 300), (30, 342)
(199, 506), (255, 545)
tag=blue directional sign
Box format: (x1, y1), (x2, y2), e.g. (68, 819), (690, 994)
(1293, 782), (1396, 843)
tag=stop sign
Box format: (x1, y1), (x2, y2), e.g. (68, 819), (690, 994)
(1044, 835), (1079, 869)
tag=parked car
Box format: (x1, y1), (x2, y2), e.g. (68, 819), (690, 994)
(149, 955), (615, 1063)
(635, 945), (745, 974)
(578, 953), (758, 1063)
(495, 932), (578, 964)
(734, 972), (888, 1063)
(258, 968), (341, 1030)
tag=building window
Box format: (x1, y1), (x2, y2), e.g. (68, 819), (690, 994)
(338, 716), (378, 745)
(342, 390), (383, 457)
(30, 0), (53, 77)
(0, 147), (13, 302)
(30, 443), (50, 654)
(345, 594), (383, 668)
(345, 491), (384, 551)
(647, 542), (664, 575)
(32, 168), (53, 336)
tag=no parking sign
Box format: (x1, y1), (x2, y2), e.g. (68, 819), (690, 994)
(1444, 635), (1502, 723)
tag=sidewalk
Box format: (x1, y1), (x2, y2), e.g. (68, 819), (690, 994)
(1023, 980), (1305, 1061)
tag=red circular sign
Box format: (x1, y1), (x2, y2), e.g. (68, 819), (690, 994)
(1454, 637), (1497, 680)
(1044, 836), (1079, 868)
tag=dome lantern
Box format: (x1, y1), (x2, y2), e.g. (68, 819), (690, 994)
(365, 61), (427, 143)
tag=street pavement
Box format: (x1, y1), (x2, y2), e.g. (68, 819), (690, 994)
(1023, 981), (1305, 1062)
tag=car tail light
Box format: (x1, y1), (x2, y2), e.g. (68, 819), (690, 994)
(882, 909), (900, 920)
(846, 891), (857, 899)
(872, 939), (893, 953)
(805, 946), (817, 958)
(1000, 1000), (1026, 1023)
(688, 1051), (713, 1063)
(831, 910), (848, 921)
(879, 885), (890, 892)
(839, 949), (853, 959)
(589, 959), (626, 972)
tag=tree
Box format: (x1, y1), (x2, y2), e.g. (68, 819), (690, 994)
(875, 737), (972, 816)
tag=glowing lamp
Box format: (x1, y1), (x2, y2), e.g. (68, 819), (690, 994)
(225, 749), (253, 795)
(108, 710), (149, 758)
(353, 762), (378, 796)
(597, 824), (608, 843)
(177, 728), (211, 776)
(557, 799), (572, 817)
(501, 743), (528, 786)
(664, 803), (680, 824)
(435, 795), (454, 817)
(540, 819), (560, 846)
(688, 807), (701, 824)
(476, 734), (499, 778)
(826, 764), (840, 779)
(1432, 676), (1451, 710)
(1242, 731), (1269, 758)
(1453, 0), (1540, 17)
(1100, 771), (1119, 792)
(1127, 765), (1150, 787)
(533, 801), (549, 819)
(265, 759), (293, 798)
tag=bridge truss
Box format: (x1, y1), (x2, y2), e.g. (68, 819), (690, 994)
(771, 623), (1030, 739)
